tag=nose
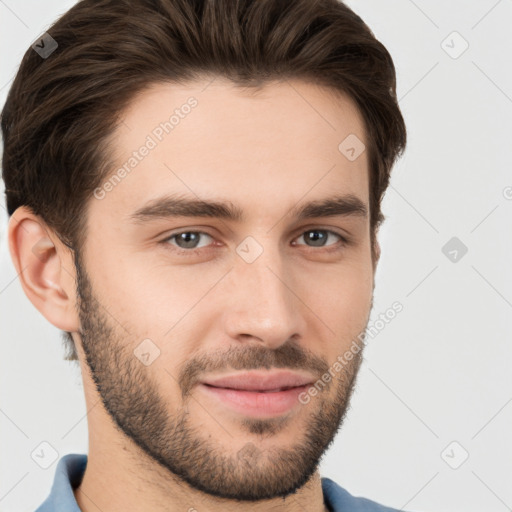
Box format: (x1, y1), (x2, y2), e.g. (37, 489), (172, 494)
(222, 242), (307, 350)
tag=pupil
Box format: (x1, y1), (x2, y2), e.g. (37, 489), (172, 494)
(179, 232), (198, 248)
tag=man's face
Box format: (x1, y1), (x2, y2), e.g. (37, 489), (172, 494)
(74, 78), (375, 501)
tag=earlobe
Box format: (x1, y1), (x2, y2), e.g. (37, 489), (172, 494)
(7, 207), (80, 333)
(375, 240), (381, 262)
(372, 239), (381, 272)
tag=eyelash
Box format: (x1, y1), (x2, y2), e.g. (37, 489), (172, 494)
(159, 228), (349, 255)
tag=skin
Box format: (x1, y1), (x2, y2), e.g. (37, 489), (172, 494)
(8, 77), (380, 512)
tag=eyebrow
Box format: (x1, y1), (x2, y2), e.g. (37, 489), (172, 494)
(129, 193), (368, 224)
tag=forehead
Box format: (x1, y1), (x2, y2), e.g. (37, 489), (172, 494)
(94, 77), (369, 223)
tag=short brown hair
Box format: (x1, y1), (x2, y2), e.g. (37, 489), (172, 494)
(1, 0), (406, 361)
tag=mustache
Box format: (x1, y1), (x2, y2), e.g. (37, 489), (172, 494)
(178, 340), (330, 399)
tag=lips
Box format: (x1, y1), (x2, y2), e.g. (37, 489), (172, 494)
(200, 370), (315, 392)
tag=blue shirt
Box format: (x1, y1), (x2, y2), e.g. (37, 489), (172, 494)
(35, 454), (408, 512)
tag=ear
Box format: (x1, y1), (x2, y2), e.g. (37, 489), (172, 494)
(7, 206), (80, 333)
(372, 239), (381, 273)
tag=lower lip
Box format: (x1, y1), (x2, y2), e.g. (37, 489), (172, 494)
(199, 383), (310, 417)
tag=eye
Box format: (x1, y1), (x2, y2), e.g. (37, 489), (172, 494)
(162, 231), (214, 250)
(292, 229), (346, 249)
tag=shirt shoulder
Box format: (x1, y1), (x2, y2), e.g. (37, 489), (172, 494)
(321, 476), (413, 512)
(34, 453), (87, 512)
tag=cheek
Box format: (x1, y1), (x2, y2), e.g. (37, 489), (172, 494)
(100, 255), (225, 341)
(299, 260), (373, 336)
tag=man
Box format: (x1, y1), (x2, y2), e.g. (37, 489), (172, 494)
(2, 0), (407, 510)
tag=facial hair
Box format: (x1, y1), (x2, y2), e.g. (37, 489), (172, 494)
(73, 250), (366, 502)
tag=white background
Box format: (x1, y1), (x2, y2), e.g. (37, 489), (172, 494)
(1, 1), (511, 511)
